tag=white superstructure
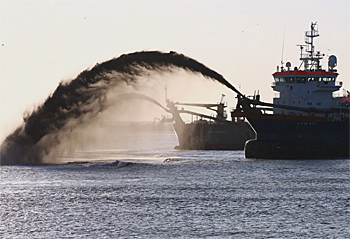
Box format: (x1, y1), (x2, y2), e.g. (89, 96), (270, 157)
(271, 22), (344, 117)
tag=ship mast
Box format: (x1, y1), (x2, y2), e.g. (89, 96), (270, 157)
(298, 22), (325, 71)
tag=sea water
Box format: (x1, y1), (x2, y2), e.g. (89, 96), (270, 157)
(1, 133), (349, 238)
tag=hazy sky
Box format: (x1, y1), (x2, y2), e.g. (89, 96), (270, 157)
(1, 0), (349, 141)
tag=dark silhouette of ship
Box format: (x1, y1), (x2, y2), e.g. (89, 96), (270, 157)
(231, 22), (350, 159)
(166, 96), (255, 150)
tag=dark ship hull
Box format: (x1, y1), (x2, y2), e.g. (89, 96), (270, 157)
(243, 114), (350, 159)
(173, 120), (254, 150)
(166, 98), (255, 150)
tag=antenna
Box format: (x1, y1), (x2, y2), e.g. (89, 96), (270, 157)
(328, 55), (337, 72)
(220, 94), (225, 104)
(299, 22), (323, 70)
(286, 62), (291, 71)
(281, 21), (286, 66)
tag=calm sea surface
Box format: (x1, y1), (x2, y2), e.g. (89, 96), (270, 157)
(1, 133), (349, 238)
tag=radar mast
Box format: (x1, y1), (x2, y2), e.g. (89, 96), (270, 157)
(298, 22), (325, 71)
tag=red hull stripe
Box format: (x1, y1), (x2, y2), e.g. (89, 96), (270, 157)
(341, 97), (350, 102)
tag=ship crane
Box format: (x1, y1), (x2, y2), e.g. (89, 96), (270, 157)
(166, 100), (232, 125)
(174, 100), (227, 120)
(176, 108), (231, 124)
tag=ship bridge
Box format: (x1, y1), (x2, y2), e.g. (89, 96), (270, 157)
(272, 70), (341, 93)
(273, 70), (338, 83)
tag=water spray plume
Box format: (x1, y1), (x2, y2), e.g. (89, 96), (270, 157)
(0, 50), (240, 165)
(117, 93), (170, 113)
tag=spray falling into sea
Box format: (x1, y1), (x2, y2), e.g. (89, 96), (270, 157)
(0, 51), (239, 165)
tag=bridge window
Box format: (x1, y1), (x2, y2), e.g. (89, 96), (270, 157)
(296, 77), (307, 83)
(285, 77), (295, 83)
(274, 77), (286, 82)
(321, 77), (336, 82)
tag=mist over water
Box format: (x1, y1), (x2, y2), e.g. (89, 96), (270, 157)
(0, 51), (236, 165)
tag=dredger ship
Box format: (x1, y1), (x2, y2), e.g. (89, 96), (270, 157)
(232, 22), (350, 159)
(166, 96), (255, 150)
